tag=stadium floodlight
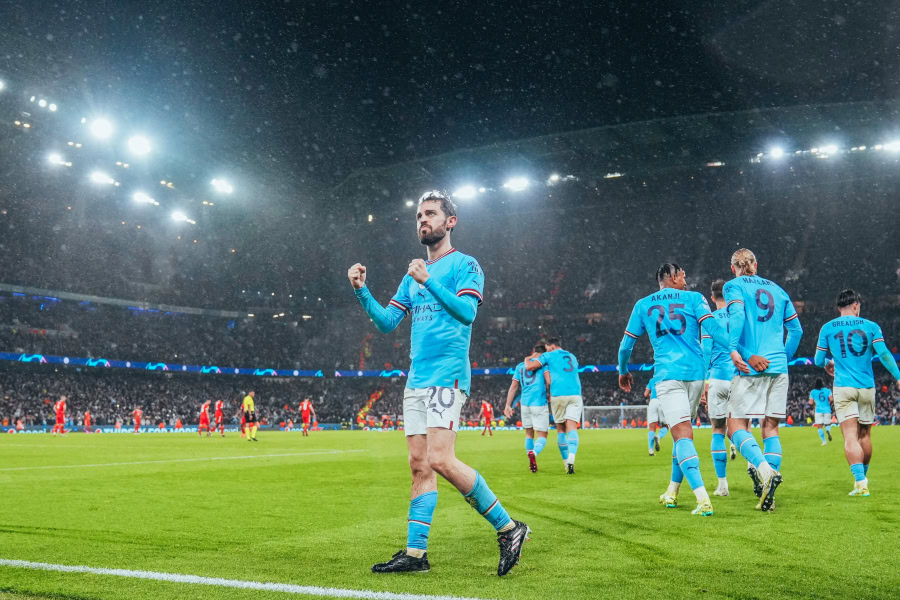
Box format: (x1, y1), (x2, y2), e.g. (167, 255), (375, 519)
(171, 211), (196, 225)
(210, 178), (234, 194)
(89, 171), (115, 185)
(452, 185), (479, 200)
(127, 135), (152, 156)
(0, 80), (5, 91)
(503, 177), (529, 192)
(48, 103), (57, 112)
(405, 200), (414, 207)
(883, 141), (900, 152)
(89, 118), (114, 139)
(769, 146), (785, 159)
(822, 144), (838, 155)
(38, 99), (47, 108)
(133, 192), (159, 206)
(47, 153), (70, 167)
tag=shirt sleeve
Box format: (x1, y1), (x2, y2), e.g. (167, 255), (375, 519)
(814, 325), (830, 367)
(618, 302), (643, 374)
(872, 322), (900, 380)
(537, 351), (553, 368)
(782, 296), (803, 361)
(723, 281), (746, 352)
(455, 256), (485, 306)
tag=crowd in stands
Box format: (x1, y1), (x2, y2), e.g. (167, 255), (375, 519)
(2, 366), (897, 432)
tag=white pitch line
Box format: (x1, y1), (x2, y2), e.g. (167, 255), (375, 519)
(0, 559), (491, 600)
(0, 449), (369, 472)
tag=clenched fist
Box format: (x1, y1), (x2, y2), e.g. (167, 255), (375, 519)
(348, 263), (367, 290)
(408, 259), (430, 284)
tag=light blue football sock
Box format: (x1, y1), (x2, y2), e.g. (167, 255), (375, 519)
(670, 447), (684, 484)
(818, 429), (825, 442)
(464, 472), (512, 531)
(525, 437), (535, 452)
(863, 463), (869, 477)
(850, 463), (865, 482)
(566, 430), (579, 457)
(658, 427), (668, 440)
(763, 436), (782, 471)
(557, 431), (569, 460)
(407, 491), (437, 551)
(711, 433), (727, 478)
(730, 429), (768, 469)
(648, 430), (656, 450)
(675, 438), (705, 491)
(534, 436), (547, 456)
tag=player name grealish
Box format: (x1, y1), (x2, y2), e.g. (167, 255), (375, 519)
(650, 292), (681, 301)
(831, 318), (865, 327)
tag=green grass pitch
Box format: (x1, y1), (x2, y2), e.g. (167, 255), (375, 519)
(1, 427), (898, 600)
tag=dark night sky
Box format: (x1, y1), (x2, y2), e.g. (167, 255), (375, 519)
(2, 0), (899, 185)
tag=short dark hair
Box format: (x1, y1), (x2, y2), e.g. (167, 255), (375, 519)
(815, 377), (824, 389)
(836, 289), (861, 308)
(711, 279), (726, 300)
(417, 190), (457, 232)
(546, 337), (561, 347)
(656, 263), (683, 284)
(533, 343), (546, 353)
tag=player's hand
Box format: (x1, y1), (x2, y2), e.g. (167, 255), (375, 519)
(642, 387), (650, 399)
(825, 360), (835, 378)
(503, 406), (513, 419)
(730, 351), (751, 374)
(748, 355), (769, 372)
(895, 379), (900, 391)
(407, 259), (430, 284)
(701, 382), (709, 407)
(348, 263), (367, 289)
(618, 373), (633, 393)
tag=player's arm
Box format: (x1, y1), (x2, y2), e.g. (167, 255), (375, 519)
(813, 326), (831, 368)
(504, 378), (521, 416)
(352, 273), (409, 334)
(701, 333), (713, 371)
(872, 328), (900, 384)
(617, 303), (644, 391)
(543, 369), (551, 400)
(412, 256), (483, 326)
(723, 282), (746, 352)
(423, 277), (478, 325)
(782, 301), (803, 361)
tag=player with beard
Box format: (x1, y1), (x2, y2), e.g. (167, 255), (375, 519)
(349, 190), (529, 576)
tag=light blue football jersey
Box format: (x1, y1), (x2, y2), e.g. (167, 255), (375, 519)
(623, 289), (713, 382)
(723, 276), (800, 376)
(389, 248), (484, 394)
(538, 349), (582, 397)
(810, 388), (832, 413)
(816, 317), (886, 389)
(708, 307), (737, 380)
(514, 361), (549, 407)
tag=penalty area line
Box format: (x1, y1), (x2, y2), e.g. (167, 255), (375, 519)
(0, 449), (369, 472)
(0, 559), (493, 600)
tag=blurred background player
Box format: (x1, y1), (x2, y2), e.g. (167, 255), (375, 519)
(214, 399), (225, 437)
(242, 391), (258, 441)
(504, 343), (551, 473)
(703, 279), (738, 497)
(52, 395), (66, 436)
(299, 397), (316, 436)
(643, 376), (668, 457)
(198, 400), (211, 437)
(618, 263), (755, 517)
(814, 289), (900, 497)
(132, 406), (143, 434)
(52, 395), (67, 436)
(350, 190), (528, 576)
(83, 409), (91, 434)
(525, 337), (582, 474)
(480, 399), (494, 436)
(808, 378), (834, 445)
(724, 248), (802, 512)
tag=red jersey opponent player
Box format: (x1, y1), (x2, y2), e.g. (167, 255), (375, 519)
(83, 409), (92, 434)
(198, 400), (211, 437)
(299, 397), (317, 437)
(133, 406), (143, 434)
(214, 399), (225, 437)
(52, 395), (67, 436)
(480, 400), (494, 436)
